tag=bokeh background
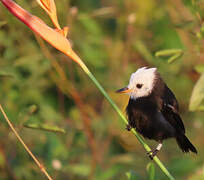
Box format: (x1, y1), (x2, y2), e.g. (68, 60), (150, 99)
(0, 0), (204, 179)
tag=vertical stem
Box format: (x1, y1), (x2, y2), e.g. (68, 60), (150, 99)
(0, 105), (53, 180)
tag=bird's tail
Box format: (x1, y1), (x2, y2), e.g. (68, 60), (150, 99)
(176, 134), (197, 153)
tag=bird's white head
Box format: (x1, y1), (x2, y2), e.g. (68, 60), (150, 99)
(117, 67), (158, 99)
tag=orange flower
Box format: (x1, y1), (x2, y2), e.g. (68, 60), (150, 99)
(36, 0), (60, 29)
(0, 0), (81, 65)
(36, 0), (68, 37)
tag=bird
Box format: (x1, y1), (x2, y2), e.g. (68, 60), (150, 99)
(116, 67), (197, 159)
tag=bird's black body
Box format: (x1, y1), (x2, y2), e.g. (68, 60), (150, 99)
(127, 96), (175, 141)
(126, 76), (197, 154)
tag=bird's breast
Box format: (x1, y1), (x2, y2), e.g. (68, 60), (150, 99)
(126, 98), (175, 141)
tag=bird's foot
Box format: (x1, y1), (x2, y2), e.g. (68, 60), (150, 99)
(147, 149), (159, 160)
(126, 124), (132, 131)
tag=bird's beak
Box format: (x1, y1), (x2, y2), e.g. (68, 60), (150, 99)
(116, 87), (132, 94)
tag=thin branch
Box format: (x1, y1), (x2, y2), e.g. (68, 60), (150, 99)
(0, 104), (53, 180)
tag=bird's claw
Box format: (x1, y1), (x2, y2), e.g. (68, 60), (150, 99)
(126, 124), (132, 131)
(147, 149), (159, 160)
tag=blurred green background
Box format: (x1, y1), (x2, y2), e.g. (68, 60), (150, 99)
(0, 0), (204, 179)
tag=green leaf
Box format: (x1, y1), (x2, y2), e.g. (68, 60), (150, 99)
(189, 74), (204, 111)
(155, 49), (183, 57)
(23, 123), (66, 134)
(126, 170), (140, 180)
(147, 162), (155, 180)
(155, 49), (183, 63)
(167, 53), (183, 64)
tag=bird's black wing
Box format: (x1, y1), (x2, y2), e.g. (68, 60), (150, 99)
(160, 85), (185, 133)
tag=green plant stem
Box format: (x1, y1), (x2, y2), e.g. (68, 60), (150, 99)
(77, 60), (175, 180)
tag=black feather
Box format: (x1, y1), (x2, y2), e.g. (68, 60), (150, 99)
(161, 85), (185, 133)
(176, 134), (197, 153)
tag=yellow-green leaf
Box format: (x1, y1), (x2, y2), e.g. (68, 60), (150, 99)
(24, 123), (66, 134)
(167, 53), (182, 64)
(155, 49), (183, 57)
(189, 74), (204, 111)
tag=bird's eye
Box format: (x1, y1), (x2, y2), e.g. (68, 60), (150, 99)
(136, 84), (143, 89)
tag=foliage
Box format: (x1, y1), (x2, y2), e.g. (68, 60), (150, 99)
(0, 0), (204, 179)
